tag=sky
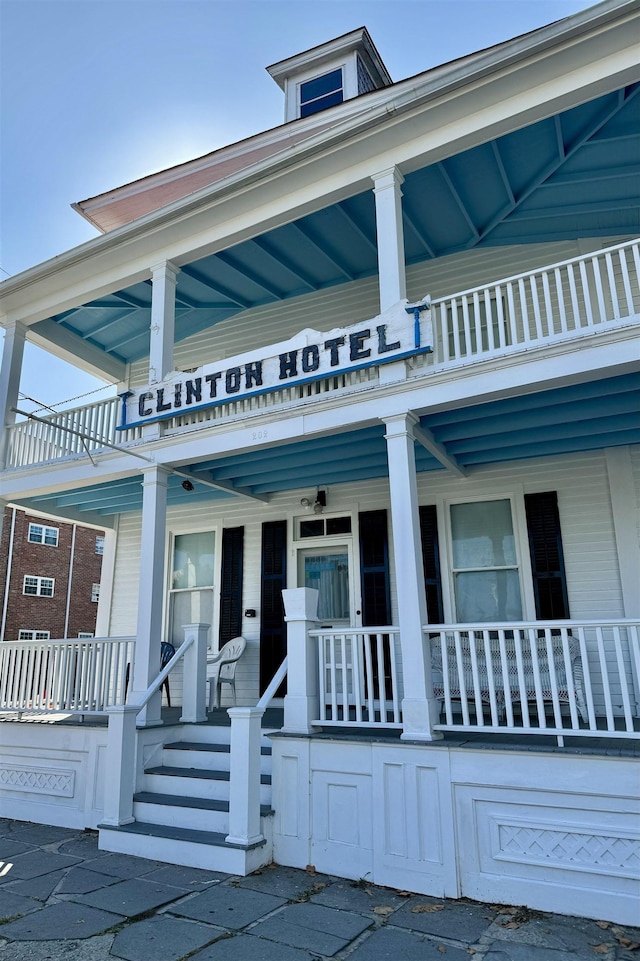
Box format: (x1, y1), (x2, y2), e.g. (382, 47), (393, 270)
(0, 0), (599, 413)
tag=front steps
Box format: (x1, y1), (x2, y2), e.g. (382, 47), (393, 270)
(99, 723), (274, 875)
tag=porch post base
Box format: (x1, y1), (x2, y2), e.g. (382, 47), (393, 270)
(400, 697), (443, 741)
(282, 694), (320, 735)
(134, 691), (162, 728)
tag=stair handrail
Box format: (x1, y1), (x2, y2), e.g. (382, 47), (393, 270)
(127, 636), (193, 710)
(256, 655), (288, 710)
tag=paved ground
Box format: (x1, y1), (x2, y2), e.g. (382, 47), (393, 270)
(0, 820), (637, 961)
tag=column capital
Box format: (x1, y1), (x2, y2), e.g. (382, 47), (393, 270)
(150, 260), (180, 283)
(382, 411), (419, 439)
(371, 166), (405, 191)
(1, 318), (28, 339)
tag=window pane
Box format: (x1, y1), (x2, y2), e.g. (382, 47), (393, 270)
(300, 69), (342, 103)
(451, 500), (516, 568)
(303, 552), (349, 621)
(28, 525), (43, 543)
(300, 519), (324, 538)
(172, 532), (215, 589)
(44, 529), (58, 546)
(454, 570), (522, 621)
(169, 590), (213, 647)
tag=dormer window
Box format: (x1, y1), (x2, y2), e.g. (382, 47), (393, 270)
(268, 28), (392, 124)
(300, 69), (344, 118)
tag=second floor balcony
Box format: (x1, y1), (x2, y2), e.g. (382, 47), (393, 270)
(6, 239), (640, 474)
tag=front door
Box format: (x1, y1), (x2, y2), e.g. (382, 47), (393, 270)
(298, 545), (355, 627)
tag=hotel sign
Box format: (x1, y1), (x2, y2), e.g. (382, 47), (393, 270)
(118, 299), (432, 429)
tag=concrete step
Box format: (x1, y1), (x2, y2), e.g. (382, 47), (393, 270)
(98, 819), (272, 875)
(142, 765), (272, 804)
(163, 740), (272, 773)
(132, 791), (273, 834)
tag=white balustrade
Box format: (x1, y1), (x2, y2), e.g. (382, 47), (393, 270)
(311, 627), (402, 727)
(0, 636), (134, 714)
(424, 620), (640, 739)
(425, 239), (640, 367)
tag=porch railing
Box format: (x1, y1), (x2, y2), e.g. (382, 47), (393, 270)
(0, 636), (135, 715)
(414, 238), (640, 369)
(5, 239), (638, 472)
(311, 627), (403, 727)
(426, 619), (640, 739)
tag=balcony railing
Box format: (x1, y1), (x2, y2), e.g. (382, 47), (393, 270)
(0, 636), (134, 715)
(5, 239), (638, 470)
(311, 620), (640, 740)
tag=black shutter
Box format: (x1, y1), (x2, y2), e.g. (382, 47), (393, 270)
(359, 510), (391, 626)
(219, 526), (244, 646)
(419, 505), (444, 623)
(259, 520), (287, 693)
(524, 491), (570, 619)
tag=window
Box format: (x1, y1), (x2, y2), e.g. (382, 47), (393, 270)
(95, 535), (105, 555)
(91, 583), (100, 603)
(298, 516), (352, 538)
(23, 575), (54, 597)
(300, 68), (343, 118)
(18, 630), (50, 641)
(78, 632), (94, 639)
(28, 523), (58, 547)
(450, 499), (522, 622)
(169, 531), (215, 648)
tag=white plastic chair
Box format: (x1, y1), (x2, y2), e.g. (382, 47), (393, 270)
(207, 636), (246, 710)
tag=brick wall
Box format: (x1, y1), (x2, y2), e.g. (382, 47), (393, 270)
(0, 508), (105, 640)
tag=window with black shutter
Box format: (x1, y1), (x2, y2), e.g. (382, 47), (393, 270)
(219, 527), (244, 646)
(260, 520), (287, 693)
(524, 491), (570, 619)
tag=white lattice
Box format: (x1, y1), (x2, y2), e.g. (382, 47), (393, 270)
(498, 823), (640, 874)
(0, 765), (75, 797)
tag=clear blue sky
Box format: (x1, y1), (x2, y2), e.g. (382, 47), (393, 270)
(0, 0), (597, 411)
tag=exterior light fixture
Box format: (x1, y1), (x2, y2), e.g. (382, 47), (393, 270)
(181, 479), (195, 492)
(313, 490), (327, 514)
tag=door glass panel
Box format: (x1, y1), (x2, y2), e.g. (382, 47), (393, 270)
(300, 549), (350, 622)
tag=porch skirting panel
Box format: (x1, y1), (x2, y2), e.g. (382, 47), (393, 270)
(270, 735), (639, 926)
(0, 721), (108, 830)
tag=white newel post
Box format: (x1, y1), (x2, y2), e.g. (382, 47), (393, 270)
(102, 705), (138, 825)
(226, 706), (265, 847)
(131, 465), (169, 726)
(0, 319), (26, 469)
(384, 413), (442, 740)
(282, 587), (319, 734)
(180, 623), (209, 723)
(372, 167), (407, 312)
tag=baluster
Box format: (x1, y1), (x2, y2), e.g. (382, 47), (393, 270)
(389, 632), (400, 723)
(554, 267), (568, 334)
(482, 630), (500, 726)
(541, 270), (554, 337)
(591, 255), (608, 324)
(612, 626), (633, 732)
(542, 628), (564, 729)
(578, 259), (593, 328)
(497, 629), (515, 728)
(595, 625), (614, 731)
(529, 275), (543, 340)
(617, 248), (634, 317)
(461, 296), (472, 355)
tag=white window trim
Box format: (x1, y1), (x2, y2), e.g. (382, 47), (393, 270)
(23, 575), (55, 597)
(440, 489), (536, 622)
(95, 535), (105, 555)
(91, 583), (100, 603)
(166, 526), (221, 651)
(78, 632), (94, 639)
(27, 522), (59, 547)
(18, 629), (51, 641)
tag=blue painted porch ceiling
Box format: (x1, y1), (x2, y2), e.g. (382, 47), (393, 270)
(39, 86), (639, 365)
(27, 374), (639, 516)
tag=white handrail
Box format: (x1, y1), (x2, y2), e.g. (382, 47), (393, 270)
(256, 656), (288, 710)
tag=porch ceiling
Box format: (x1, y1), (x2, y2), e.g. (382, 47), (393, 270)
(27, 373), (640, 516)
(35, 85), (640, 366)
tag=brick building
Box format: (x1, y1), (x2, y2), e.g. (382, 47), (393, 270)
(0, 507), (105, 641)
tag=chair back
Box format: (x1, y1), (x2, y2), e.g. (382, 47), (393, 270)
(218, 636), (246, 679)
(160, 642), (176, 669)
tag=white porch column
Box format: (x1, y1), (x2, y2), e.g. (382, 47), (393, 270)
(149, 261), (179, 384)
(180, 622), (209, 723)
(131, 465), (169, 726)
(372, 167), (407, 311)
(384, 413), (442, 740)
(282, 587), (320, 734)
(102, 705), (138, 825)
(0, 320), (27, 469)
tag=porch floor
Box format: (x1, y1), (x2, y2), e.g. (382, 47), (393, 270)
(1, 706), (638, 757)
